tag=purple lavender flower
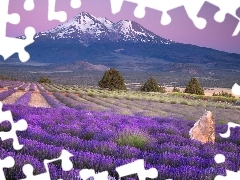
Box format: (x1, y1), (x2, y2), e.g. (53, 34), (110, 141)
(29, 83), (35, 91)
(0, 104), (239, 180)
(18, 83), (29, 91)
(0, 89), (16, 101)
(41, 92), (67, 108)
(53, 92), (82, 108)
(15, 91), (32, 105)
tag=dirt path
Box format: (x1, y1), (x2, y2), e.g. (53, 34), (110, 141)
(2, 91), (26, 104)
(29, 92), (51, 108)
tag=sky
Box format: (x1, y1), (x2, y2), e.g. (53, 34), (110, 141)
(7, 0), (240, 54)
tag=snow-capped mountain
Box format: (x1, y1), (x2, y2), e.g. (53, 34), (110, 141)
(34, 12), (173, 45)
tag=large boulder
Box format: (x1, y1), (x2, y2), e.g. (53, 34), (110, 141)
(189, 111), (215, 143)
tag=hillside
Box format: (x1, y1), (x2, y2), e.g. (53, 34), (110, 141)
(1, 12), (239, 88)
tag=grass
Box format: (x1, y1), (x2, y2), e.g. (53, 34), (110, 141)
(114, 129), (153, 150)
(180, 101), (188, 105)
(102, 94), (108, 98)
(113, 96), (119, 99)
(170, 101), (177, 104)
(87, 93), (95, 97)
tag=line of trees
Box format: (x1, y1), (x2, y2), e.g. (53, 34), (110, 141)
(98, 68), (205, 95)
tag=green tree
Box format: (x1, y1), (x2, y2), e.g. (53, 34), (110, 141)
(140, 77), (166, 93)
(98, 68), (126, 91)
(213, 91), (235, 98)
(172, 86), (181, 93)
(184, 77), (204, 95)
(38, 77), (52, 84)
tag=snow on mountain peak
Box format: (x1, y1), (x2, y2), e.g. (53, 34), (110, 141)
(114, 20), (133, 34)
(97, 17), (114, 29)
(35, 12), (173, 44)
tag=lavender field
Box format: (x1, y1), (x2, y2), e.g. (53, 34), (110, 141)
(1, 104), (240, 179)
(0, 80), (240, 179)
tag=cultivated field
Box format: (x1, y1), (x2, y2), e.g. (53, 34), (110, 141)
(0, 80), (240, 179)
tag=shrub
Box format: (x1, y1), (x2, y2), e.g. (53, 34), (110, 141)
(159, 100), (165, 103)
(38, 77), (52, 84)
(114, 129), (153, 150)
(170, 101), (177, 104)
(87, 93), (94, 97)
(140, 77), (166, 93)
(102, 94), (108, 98)
(184, 77), (204, 95)
(98, 68), (126, 91)
(213, 91), (235, 98)
(235, 100), (240, 106)
(180, 101), (188, 105)
(216, 105), (225, 109)
(125, 96), (134, 101)
(113, 96), (119, 99)
(49, 89), (57, 92)
(172, 87), (181, 93)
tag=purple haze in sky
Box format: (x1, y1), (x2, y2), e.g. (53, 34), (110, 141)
(7, 0), (240, 54)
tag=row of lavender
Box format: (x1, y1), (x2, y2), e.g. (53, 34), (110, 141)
(0, 82), (70, 108)
(0, 80), (38, 91)
(1, 104), (239, 179)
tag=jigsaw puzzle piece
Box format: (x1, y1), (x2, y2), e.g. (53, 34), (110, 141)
(70, 0), (81, 9)
(0, 0), (36, 62)
(48, 0), (67, 22)
(0, 0), (20, 37)
(207, 0), (240, 36)
(0, 156), (15, 180)
(24, 0), (35, 11)
(110, 0), (124, 14)
(219, 122), (240, 138)
(21, 164), (50, 180)
(214, 153), (240, 180)
(43, 149), (74, 171)
(181, 0), (207, 29)
(207, 0), (240, 23)
(110, 0), (206, 27)
(110, 0), (184, 25)
(232, 83), (240, 96)
(0, 27), (36, 62)
(133, 0), (186, 25)
(116, 159), (158, 180)
(110, 0), (240, 34)
(233, 22), (240, 36)
(0, 102), (28, 150)
(79, 169), (109, 180)
(214, 154), (225, 164)
(214, 84), (240, 179)
(21, 150), (73, 180)
(215, 170), (240, 180)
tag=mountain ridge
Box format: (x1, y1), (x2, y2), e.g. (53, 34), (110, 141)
(56, 60), (109, 71)
(4, 12), (240, 88)
(14, 12), (240, 81)
(33, 12), (173, 45)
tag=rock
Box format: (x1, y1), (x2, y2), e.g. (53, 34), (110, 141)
(189, 111), (215, 143)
